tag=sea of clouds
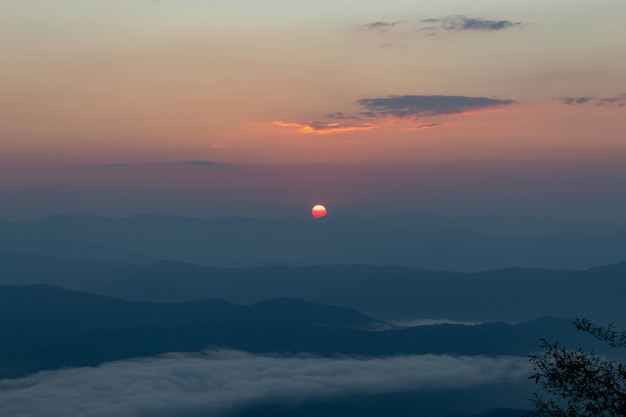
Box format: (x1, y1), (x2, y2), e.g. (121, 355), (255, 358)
(0, 350), (530, 417)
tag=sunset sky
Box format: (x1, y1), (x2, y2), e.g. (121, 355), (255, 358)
(2, 0), (626, 221)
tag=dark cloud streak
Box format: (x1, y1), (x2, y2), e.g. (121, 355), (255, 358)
(597, 94), (626, 107)
(324, 112), (362, 120)
(409, 123), (446, 131)
(422, 15), (523, 33)
(275, 95), (515, 134)
(559, 94), (626, 107)
(356, 95), (514, 118)
(361, 21), (401, 31)
(70, 161), (222, 170)
(560, 97), (594, 105)
(188, 160), (220, 167)
(73, 163), (129, 169)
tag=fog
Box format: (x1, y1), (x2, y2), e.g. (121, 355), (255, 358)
(0, 350), (530, 417)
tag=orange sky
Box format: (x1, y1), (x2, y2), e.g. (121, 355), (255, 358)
(1, 1), (626, 220)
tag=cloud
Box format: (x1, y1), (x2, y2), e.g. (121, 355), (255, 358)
(597, 94), (626, 107)
(0, 350), (529, 417)
(356, 95), (514, 118)
(71, 161), (222, 170)
(324, 112), (363, 120)
(559, 97), (594, 105)
(274, 95), (513, 134)
(188, 160), (220, 167)
(422, 16), (523, 32)
(73, 163), (129, 169)
(406, 123), (448, 131)
(558, 94), (626, 107)
(272, 121), (376, 134)
(360, 21), (401, 31)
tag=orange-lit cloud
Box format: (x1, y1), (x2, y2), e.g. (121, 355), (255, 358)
(405, 122), (453, 131)
(272, 121), (376, 135)
(273, 94), (515, 135)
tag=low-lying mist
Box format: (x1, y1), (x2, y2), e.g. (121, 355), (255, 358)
(0, 350), (531, 417)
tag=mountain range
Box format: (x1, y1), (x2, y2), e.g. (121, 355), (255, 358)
(1, 252), (625, 323)
(0, 284), (606, 380)
(1, 212), (626, 271)
(2, 212), (624, 416)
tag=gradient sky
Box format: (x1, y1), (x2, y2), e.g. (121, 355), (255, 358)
(1, 0), (626, 221)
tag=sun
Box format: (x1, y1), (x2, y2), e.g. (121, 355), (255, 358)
(311, 204), (327, 218)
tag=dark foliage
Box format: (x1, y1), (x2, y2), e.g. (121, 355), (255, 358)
(529, 318), (626, 417)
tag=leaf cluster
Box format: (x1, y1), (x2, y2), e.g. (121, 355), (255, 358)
(529, 318), (626, 417)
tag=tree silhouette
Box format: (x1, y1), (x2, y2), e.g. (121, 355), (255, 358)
(529, 318), (626, 417)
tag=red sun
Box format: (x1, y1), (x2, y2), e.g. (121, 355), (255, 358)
(311, 204), (327, 218)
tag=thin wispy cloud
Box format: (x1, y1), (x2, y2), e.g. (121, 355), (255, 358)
(406, 122), (448, 131)
(73, 163), (130, 169)
(559, 97), (594, 105)
(360, 21), (402, 31)
(71, 161), (222, 170)
(358, 16), (521, 37)
(597, 94), (626, 107)
(422, 15), (523, 33)
(325, 112), (363, 120)
(0, 350), (529, 417)
(272, 121), (376, 135)
(188, 160), (220, 167)
(558, 94), (626, 107)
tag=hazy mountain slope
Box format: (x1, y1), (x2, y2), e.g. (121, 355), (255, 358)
(2, 213), (626, 270)
(101, 261), (626, 323)
(2, 253), (626, 323)
(0, 285), (379, 378)
(0, 238), (149, 263)
(0, 285), (598, 380)
(0, 252), (139, 291)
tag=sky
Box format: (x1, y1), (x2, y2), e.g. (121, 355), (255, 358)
(1, 0), (626, 221)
